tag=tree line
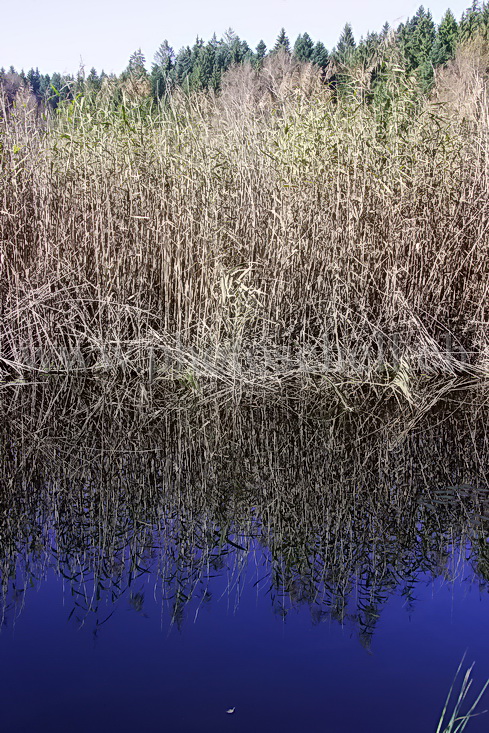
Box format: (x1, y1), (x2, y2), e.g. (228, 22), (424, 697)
(2, 2), (489, 108)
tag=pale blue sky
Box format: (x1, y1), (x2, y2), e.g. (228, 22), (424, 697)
(3, 0), (473, 76)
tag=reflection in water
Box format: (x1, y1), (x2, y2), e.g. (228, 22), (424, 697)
(0, 381), (489, 651)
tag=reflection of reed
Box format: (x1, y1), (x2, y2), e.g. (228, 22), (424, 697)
(0, 382), (488, 641)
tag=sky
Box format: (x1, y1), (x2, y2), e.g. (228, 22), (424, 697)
(2, 0), (473, 76)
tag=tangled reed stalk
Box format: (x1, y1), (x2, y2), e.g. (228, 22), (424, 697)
(1, 57), (488, 400)
(1, 382), (489, 638)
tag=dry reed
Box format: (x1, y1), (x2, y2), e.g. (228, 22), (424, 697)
(1, 53), (488, 400)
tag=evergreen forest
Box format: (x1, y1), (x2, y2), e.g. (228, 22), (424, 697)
(1, 4), (488, 107)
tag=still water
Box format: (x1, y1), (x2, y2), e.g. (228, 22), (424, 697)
(1, 383), (489, 732)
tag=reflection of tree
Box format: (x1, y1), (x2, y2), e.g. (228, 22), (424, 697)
(0, 383), (488, 639)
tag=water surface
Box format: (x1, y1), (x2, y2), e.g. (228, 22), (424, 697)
(1, 383), (489, 732)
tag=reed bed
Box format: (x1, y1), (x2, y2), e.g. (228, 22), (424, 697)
(1, 56), (489, 399)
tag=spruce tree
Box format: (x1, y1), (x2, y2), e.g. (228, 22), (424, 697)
(399, 6), (436, 86)
(152, 41), (175, 100)
(127, 49), (147, 78)
(86, 68), (102, 97)
(199, 42), (216, 89)
(49, 72), (62, 108)
(175, 47), (192, 86)
(481, 2), (489, 39)
(335, 23), (356, 63)
(227, 33), (249, 64)
(254, 40), (267, 69)
(311, 41), (329, 69)
(432, 9), (458, 66)
(459, 1), (483, 42)
(190, 37), (204, 66)
(39, 74), (51, 99)
(154, 40), (175, 71)
(356, 31), (381, 65)
(274, 28), (290, 53)
(215, 42), (231, 75)
(380, 22), (391, 40)
(256, 40), (267, 59)
(26, 67), (41, 100)
(293, 33), (314, 61)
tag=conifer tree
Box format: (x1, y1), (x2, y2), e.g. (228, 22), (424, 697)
(254, 40), (266, 66)
(399, 6), (436, 87)
(432, 9), (458, 66)
(190, 37), (204, 66)
(86, 67), (102, 97)
(26, 67), (41, 100)
(185, 38), (205, 90)
(311, 41), (329, 69)
(214, 41), (231, 75)
(356, 31), (381, 65)
(220, 28), (248, 65)
(127, 49), (147, 78)
(49, 71), (62, 108)
(39, 73), (51, 99)
(274, 28), (290, 53)
(459, 1), (483, 42)
(334, 23), (356, 63)
(293, 33), (314, 61)
(256, 40), (267, 59)
(175, 47), (192, 86)
(198, 42), (216, 89)
(380, 22), (391, 40)
(254, 40), (267, 69)
(481, 2), (489, 40)
(152, 40), (175, 100)
(154, 40), (175, 71)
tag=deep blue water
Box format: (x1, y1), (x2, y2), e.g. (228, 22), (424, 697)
(1, 550), (489, 733)
(2, 391), (489, 732)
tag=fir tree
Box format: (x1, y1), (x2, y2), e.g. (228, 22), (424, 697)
(198, 42), (217, 89)
(152, 41), (175, 100)
(190, 37), (204, 66)
(154, 40), (175, 70)
(254, 40), (267, 68)
(479, 2), (489, 41)
(293, 33), (314, 61)
(399, 6), (436, 87)
(274, 28), (290, 53)
(310, 41), (329, 69)
(459, 1), (483, 42)
(356, 31), (381, 65)
(256, 40), (267, 60)
(26, 67), (42, 100)
(481, 2), (489, 40)
(49, 71), (62, 107)
(215, 42), (231, 74)
(380, 22), (391, 40)
(175, 46), (192, 86)
(225, 31), (250, 64)
(334, 23), (356, 63)
(432, 9), (458, 66)
(223, 28), (238, 46)
(86, 68), (102, 96)
(127, 48), (147, 78)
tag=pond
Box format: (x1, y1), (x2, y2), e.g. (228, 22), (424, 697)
(1, 383), (489, 732)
